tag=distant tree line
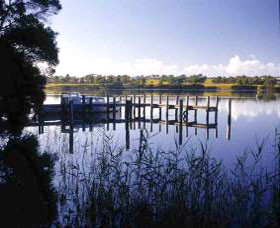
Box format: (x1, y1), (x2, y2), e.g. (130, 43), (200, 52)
(47, 74), (206, 85)
(212, 75), (276, 85)
(47, 74), (278, 86)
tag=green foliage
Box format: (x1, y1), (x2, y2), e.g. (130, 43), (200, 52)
(0, 135), (57, 227)
(0, 0), (61, 133)
(212, 75), (276, 86)
(187, 74), (207, 84)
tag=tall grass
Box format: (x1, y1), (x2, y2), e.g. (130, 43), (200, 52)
(52, 129), (280, 227)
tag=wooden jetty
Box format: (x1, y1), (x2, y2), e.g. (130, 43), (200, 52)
(42, 94), (219, 115)
(40, 95), (222, 129)
(31, 96), (234, 152)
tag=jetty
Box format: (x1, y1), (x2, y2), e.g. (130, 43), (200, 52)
(31, 95), (234, 152)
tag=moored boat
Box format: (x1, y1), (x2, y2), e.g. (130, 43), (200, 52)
(43, 92), (121, 113)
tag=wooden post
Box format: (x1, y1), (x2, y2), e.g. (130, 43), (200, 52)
(82, 95), (86, 105)
(125, 100), (133, 130)
(166, 96), (169, 117)
(82, 95), (86, 123)
(113, 97), (116, 120)
(216, 96), (219, 109)
(206, 97), (210, 140)
(179, 99), (183, 145)
(206, 96), (210, 125)
(165, 95), (169, 134)
(139, 129), (144, 152)
(69, 100), (74, 125)
(185, 96), (189, 123)
(125, 119), (130, 150)
(138, 96), (141, 119)
(179, 123), (183, 145)
(106, 95), (109, 113)
(179, 99), (183, 124)
(159, 94), (162, 105)
(69, 100), (74, 154)
(138, 97), (141, 129)
(215, 96), (219, 124)
(113, 97), (116, 130)
(133, 95), (136, 119)
(206, 96), (210, 109)
(89, 121), (93, 132)
(143, 93), (146, 119)
(149, 95), (153, 132)
(227, 99), (232, 140)
(150, 95), (153, 120)
(176, 96), (180, 105)
(194, 96), (198, 123)
(175, 96), (179, 121)
(166, 115), (169, 135)
(125, 100), (132, 120)
(69, 126), (74, 154)
(89, 97), (93, 112)
(195, 96), (198, 106)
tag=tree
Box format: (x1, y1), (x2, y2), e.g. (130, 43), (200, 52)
(0, 0), (61, 134)
(0, 135), (57, 227)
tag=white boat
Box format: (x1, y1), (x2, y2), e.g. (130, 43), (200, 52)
(60, 93), (121, 112)
(61, 92), (82, 105)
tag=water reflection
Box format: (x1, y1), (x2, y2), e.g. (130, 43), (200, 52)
(30, 95), (280, 171)
(2, 93), (278, 227)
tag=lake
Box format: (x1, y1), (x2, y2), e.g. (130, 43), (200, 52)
(4, 91), (280, 226)
(25, 92), (280, 169)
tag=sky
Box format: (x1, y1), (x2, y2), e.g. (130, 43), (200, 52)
(50, 0), (280, 77)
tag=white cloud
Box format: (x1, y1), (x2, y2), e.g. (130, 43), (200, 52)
(55, 57), (179, 76)
(184, 56), (280, 76)
(55, 55), (280, 77)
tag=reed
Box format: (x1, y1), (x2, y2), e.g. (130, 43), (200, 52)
(48, 129), (280, 227)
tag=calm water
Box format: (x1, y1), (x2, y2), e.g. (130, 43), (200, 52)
(24, 92), (280, 169)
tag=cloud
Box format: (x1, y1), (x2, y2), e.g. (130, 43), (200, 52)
(55, 57), (179, 76)
(55, 55), (280, 77)
(184, 56), (280, 76)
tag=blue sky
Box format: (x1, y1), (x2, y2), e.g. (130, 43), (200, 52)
(51, 0), (280, 76)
